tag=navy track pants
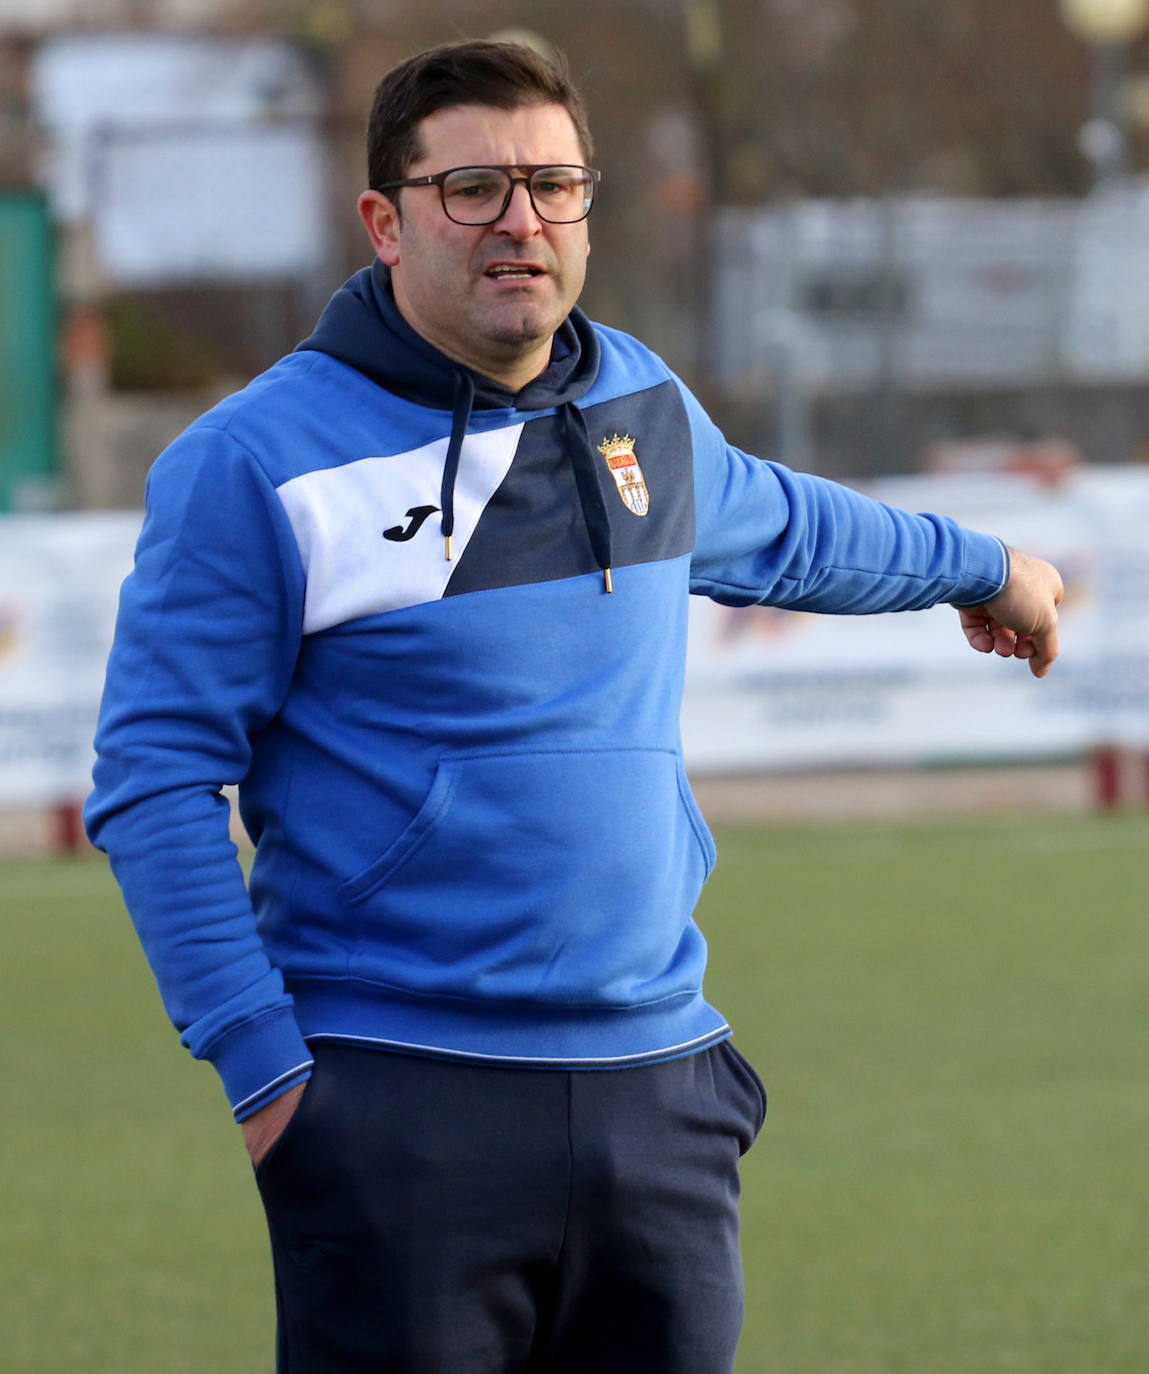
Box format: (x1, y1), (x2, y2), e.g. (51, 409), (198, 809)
(254, 1040), (766, 1372)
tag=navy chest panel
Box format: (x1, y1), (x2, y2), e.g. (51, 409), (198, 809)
(446, 379), (695, 597)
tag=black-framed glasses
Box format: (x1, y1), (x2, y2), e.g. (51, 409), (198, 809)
(374, 164), (601, 225)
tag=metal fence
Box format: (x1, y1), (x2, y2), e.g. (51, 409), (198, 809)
(715, 183), (1149, 395)
(712, 182), (1149, 474)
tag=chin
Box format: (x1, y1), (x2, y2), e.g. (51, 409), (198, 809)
(485, 311), (559, 348)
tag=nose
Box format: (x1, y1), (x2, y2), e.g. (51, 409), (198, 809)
(495, 179), (543, 238)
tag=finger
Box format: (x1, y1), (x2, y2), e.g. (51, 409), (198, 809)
(992, 624), (1019, 657)
(1026, 622), (1060, 678)
(956, 607), (994, 654)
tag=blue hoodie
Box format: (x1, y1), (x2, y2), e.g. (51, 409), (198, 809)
(86, 264), (1008, 1121)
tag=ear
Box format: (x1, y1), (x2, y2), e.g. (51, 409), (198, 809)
(357, 190), (402, 267)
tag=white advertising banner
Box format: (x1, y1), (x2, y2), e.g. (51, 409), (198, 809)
(0, 514), (138, 806)
(2, 467), (1147, 803)
(682, 466), (1149, 771)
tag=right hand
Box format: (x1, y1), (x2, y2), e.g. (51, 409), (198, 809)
(241, 1081), (308, 1168)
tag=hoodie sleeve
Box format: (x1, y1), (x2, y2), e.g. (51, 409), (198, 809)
(84, 424), (313, 1121)
(679, 380), (1009, 611)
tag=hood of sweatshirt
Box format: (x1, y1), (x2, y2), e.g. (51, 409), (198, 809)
(295, 259), (614, 583)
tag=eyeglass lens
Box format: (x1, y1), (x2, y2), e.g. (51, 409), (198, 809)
(441, 167), (595, 225)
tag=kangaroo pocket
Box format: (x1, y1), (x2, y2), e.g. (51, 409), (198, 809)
(336, 747), (716, 1007)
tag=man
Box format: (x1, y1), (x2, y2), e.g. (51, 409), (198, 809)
(86, 39), (1062, 1374)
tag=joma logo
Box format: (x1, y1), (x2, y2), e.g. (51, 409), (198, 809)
(383, 505), (440, 542)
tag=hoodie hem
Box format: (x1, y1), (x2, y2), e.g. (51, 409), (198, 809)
(291, 978), (731, 1068)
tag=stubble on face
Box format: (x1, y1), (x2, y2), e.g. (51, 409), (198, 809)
(386, 103), (590, 389)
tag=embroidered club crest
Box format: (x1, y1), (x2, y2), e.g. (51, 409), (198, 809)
(597, 434), (649, 517)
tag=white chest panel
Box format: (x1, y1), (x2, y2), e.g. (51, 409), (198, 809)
(277, 424), (524, 633)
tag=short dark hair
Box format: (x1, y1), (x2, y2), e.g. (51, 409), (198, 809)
(366, 40), (593, 193)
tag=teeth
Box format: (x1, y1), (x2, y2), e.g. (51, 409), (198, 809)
(489, 266), (535, 277)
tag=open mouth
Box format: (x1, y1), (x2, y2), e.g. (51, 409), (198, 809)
(485, 264), (545, 281)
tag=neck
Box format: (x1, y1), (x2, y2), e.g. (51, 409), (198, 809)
(389, 280), (554, 392)
(432, 335), (553, 392)
(408, 321), (553, 392)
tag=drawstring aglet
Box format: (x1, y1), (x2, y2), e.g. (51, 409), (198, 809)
(444, 534), (454, 562)
(603, 567), (613, 594)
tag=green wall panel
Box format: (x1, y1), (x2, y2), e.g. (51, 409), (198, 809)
(0, 193), (57, 511)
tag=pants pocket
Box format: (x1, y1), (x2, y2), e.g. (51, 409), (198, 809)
(254, 1072), (318, 1185)
(717, 1040), (768, 1151)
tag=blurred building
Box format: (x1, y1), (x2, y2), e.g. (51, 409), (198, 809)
(3, 0), (1149, 509)
(3, 2), (703, 508)
(716, 187), (1149, 476)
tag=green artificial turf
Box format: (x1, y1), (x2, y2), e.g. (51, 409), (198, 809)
(704, 815), (1149, 1373)
(3, 812), (1146, 1371)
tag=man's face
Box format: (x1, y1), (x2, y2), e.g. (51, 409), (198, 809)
(359, 102), (591, 389)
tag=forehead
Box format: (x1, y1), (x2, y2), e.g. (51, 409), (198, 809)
(411, 102), (585, 170)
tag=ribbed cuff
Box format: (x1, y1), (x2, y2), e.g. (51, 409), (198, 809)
(953, 534), (1010, 607)
(204, 1004), (315, 1122)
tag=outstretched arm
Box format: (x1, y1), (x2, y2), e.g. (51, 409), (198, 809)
(954, 548), (1064, 678)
